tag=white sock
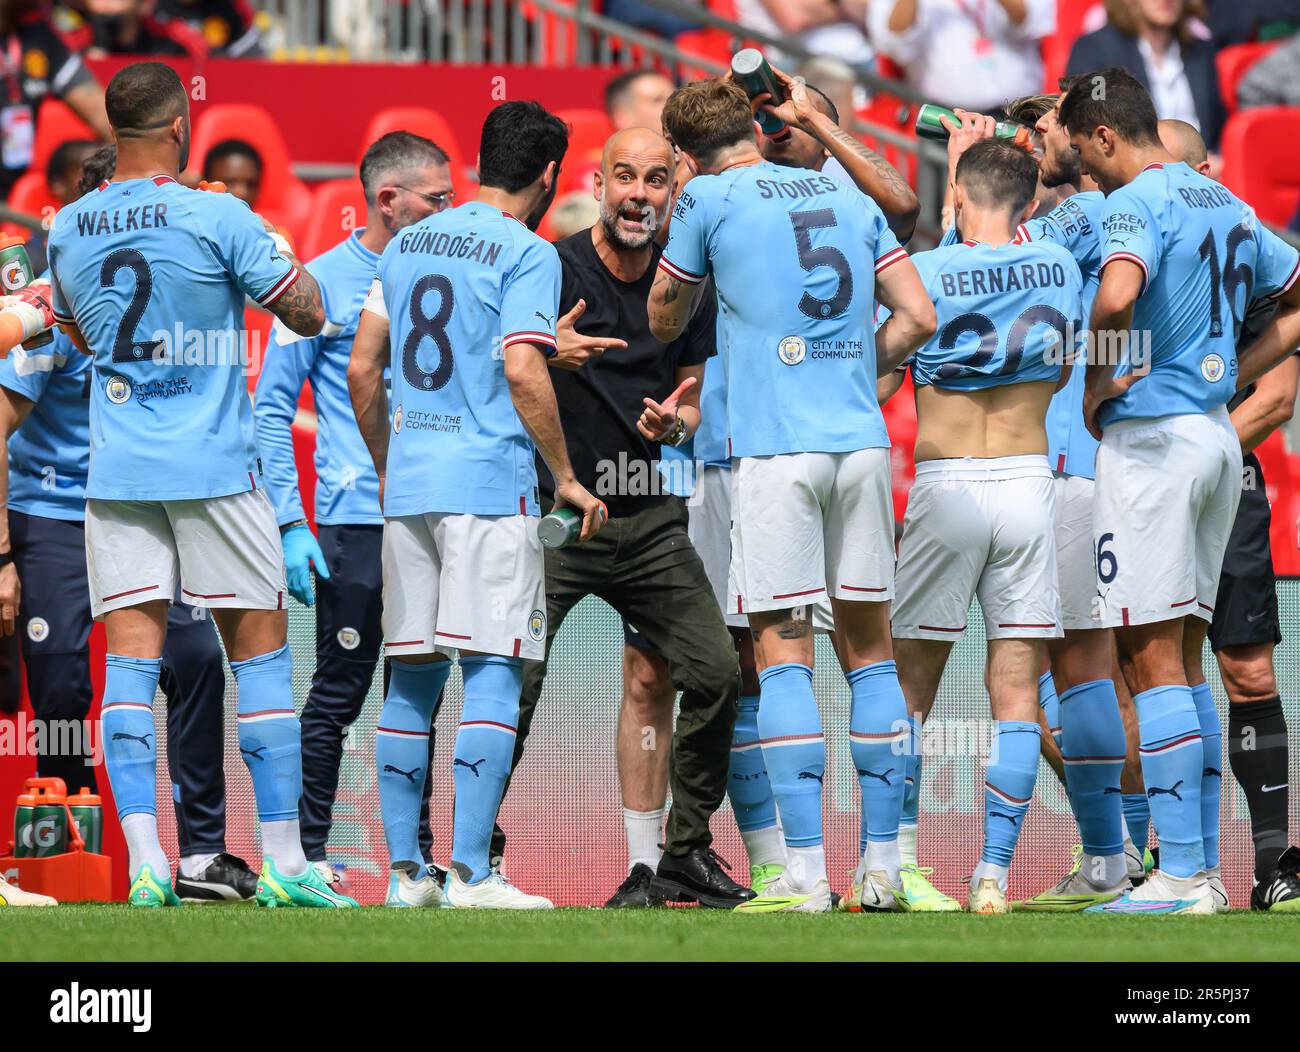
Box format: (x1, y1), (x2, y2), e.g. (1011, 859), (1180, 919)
(898, 822), (918, 867)
(1082, 851), (1128, 888)
(122, 813), (169, 880)
(786, 844), (827, 891)
(623, 807), (663, 872)
(867, 839), (901, 884)
(740, 825), (786, 869)
(180, 853), (219, 879)
(971, 860), (1009, 892)
(261, 818), (308, 876)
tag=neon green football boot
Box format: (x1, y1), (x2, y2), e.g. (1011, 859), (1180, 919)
(128, 863), (181, 908)
(256, 859), (359, 908)
(1014, 845), (1128, 912)
(750, 863), (786, 894)
(895, 864), (961, 913)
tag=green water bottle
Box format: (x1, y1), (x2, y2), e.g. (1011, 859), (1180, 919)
(538, 502), (608, 549)
(0, 234), (53, 348)
(914, 104), (1034, 152)
(31, 797), (68, 857)
(731, 48), (790, 140)
(68, 787), (103, 854)
(12, 788), (36, 858)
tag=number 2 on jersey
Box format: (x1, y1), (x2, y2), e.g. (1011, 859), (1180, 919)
(101, 248), (162, 364)
(402, 273), (455, 392)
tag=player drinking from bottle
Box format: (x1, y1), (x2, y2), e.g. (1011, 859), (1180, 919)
(650, 78), (935, 913)
(40, 62), (348, 907)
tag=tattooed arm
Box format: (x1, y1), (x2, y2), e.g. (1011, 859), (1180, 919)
(763, 65), (919, 240)
(648, 268), (701, 344)
(266, 264), (325, 338)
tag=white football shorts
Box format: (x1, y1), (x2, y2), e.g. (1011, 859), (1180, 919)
(381, 511), (546, 660)
(1092, 408), (1242, 628)
(85, 487), (286, 618)
(892, 455), (1061, 641)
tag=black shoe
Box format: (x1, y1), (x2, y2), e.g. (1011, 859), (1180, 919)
(175, 853), (257, 902)
(1251, 846), (1300, 912)
(605, 863), (656, 908)
(649, 848), (756, 909)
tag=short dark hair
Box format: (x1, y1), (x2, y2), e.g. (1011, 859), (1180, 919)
(1058, 67), (1159, 146)
(1057, 73), (1082, 95)
(661, 79), (754, 169)
(359, 131), (450, 205)
(202, 138), (262, 180)
(955, 139), (1039, 215)
(105, 62), (187, 134)
(604, 69), (669, 119)
(803, 83), (839, 126)
(478, 101), (568, 194)
(46, 139), (97, 187)
(76, 144), (117, 198)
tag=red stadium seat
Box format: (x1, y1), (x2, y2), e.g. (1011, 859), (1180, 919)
(556, 108), (613, 170)
(2, 171), (58, 240)
(187, 104), (314, 245)
(33, 99), (97, 176)
(1042, 0), (1105, 90)
(299, 179), (367, 262)
(357, 107), (472, 202)
(1216, 41), (1280, 113)
(857, 93), (918, 188)
(1219, 107), (1300, 226)
(1252, 432), (1300, 576)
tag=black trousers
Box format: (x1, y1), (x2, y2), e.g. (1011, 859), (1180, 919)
(10, 510), (229, 855)
(297, 523), (436, 863)
(491, 497), (739, 859)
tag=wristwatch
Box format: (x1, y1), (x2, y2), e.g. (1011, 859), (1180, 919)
(664, 415), (688, 448)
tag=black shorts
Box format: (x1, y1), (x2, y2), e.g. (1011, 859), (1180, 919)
(1210, 452), (1282, 652)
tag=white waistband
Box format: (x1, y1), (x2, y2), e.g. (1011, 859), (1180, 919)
(913, 454), (1052, 482)
(1102, 405), (1231, 439)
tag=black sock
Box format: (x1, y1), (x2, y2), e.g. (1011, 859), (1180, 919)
(1227, 695), (1290, 883)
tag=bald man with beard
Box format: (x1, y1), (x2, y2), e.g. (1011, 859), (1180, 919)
(488, 128), (755, 910)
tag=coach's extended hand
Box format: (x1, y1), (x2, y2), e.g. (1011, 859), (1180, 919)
(550, 299), (628, 371)
(552, 478), (608, 543)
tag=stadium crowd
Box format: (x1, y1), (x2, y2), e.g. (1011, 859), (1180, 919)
(0, 0), (1298, 916)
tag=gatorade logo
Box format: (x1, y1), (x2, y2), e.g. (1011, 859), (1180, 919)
(26, 616), (48, 642)
(1, 259), (27, 292)
(337, 627), (360, 651)
(30, 817), (59, 850)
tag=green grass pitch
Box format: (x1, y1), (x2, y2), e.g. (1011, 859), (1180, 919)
(3, 905), (1298, 962)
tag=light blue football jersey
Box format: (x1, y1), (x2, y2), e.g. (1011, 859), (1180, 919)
(376, 202), (560, 518)
(0, 329), (91, 520)
(255, 230), (385, 527)
(909, 238), (1081, 390)
(660, 161), (905, 458)
(1023, 191), (1105, 478)
(1097, 162), (1300, 428)
(692, 353), (730, 467)
(48, 176), (297, 501)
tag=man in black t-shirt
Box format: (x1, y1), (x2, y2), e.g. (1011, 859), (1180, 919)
(490, 126), (752, 910)
(0, 2), (108, 198)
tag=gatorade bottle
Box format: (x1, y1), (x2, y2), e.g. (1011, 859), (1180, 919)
(731, 49), (791, 141)
(13, 788), (37, 858)
(0, 234), (53, 348)
(68, 787), (103, 854)
(914, 104), (1035, 153)
(31, 784), (68, 858)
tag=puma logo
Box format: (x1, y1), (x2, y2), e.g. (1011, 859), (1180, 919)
(454, 757), (487, 778)
(990, 810), (1020, 826)
(797, 771), (823, 784)
(112, 731), (152, 749)
(1203, 767), (1221, 779)
(857, 768), (894, 786)
(1147, 780), (1184, 801)
(383, 764), (420, 784)
(240, 746), (267, 761)
(1103, 786), (1122, 794)
(533, 311), (554, 327)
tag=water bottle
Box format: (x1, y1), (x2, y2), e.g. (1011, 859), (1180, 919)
(914, 104), (1034, 152)
(731, 49), (790, 141)
(538, 502), (608, 549)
